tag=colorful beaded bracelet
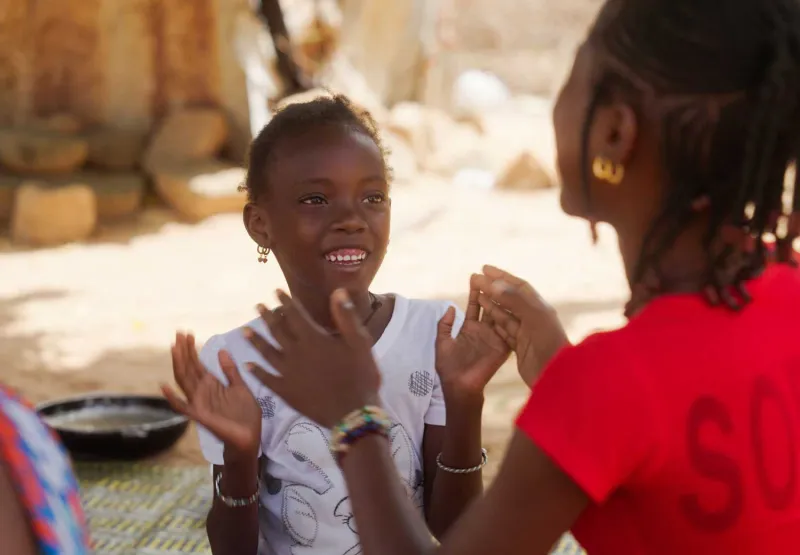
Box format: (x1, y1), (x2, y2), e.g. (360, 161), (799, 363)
(330, 406), (392, 462)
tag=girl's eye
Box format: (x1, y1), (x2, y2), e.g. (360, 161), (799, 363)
(299, 195), (326, 205)
(364, 193), (387, 204)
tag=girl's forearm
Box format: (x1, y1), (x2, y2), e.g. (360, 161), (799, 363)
(340, 434), (438, 555)
(206, 457), (260, 555)
(426, 396), (485, 537)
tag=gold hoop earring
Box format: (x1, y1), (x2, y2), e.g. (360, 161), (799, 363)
(592, 157), (625, 185)
(257, 245), (270, 263)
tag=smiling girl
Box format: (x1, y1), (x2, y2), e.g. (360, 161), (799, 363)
(163, 94), (509, 555)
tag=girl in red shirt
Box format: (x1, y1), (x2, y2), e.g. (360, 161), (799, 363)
(171, 0), (800, 553)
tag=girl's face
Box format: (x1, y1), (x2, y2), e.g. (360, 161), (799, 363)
(246, 124), (391, 297)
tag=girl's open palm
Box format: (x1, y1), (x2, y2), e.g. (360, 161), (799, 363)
(435, 287), (510, 397)
(162, 333), (262, 458)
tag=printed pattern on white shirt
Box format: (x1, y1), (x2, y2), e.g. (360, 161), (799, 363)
(196, 295), (463, 555)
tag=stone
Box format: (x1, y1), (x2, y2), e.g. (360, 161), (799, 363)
(0, 130), (89, 174)
(29, 113), (84, 134)
(386, 102), (428, 150)
(142, 109), (229, 172)
(11, 181), (97, 246)
(152, 160), (246, 222)
(48, 172), (145, 220)
(0, 176), (22, 221)
(85, 128), (146, 170)
(493, 152), (553, 191)
(382, 132), (417, 184)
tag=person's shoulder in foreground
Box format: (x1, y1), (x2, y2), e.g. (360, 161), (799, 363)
(517, 264), (800, 554)
(0, 385), (89, 554)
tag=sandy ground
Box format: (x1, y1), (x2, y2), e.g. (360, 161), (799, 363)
(0, 178), (628, 476)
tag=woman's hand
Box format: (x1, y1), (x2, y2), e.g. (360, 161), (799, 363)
(471, 266), (569, 386)
(162, 333), (262, 460)
(435, 286), (510, 402)
(244, 289), (381, 428)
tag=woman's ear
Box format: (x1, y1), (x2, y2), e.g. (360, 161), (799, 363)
(591, 101), (638, 165)
(243, 203), (273, 249)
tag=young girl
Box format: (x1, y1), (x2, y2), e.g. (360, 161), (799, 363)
(163, 94), (509, 555)
(227, 0), (800, 554)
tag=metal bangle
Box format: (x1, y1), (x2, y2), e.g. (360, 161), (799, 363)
(215, 471), (260, 507)
(435, 448), (488, 474)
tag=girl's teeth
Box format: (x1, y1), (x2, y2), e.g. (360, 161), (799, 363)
(327, 252), (366, 263)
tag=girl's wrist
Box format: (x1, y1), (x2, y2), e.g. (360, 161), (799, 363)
(443, 387), (485, 412)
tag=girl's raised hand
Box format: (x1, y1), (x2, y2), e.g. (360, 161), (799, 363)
(244, 290), (381, 428)
(435, 283), (511, 401)
(471, 266), (570, 386)
(162, 333), (262, 460)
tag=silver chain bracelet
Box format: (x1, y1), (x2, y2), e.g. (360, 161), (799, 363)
(436, 448), (488, 474)
(215, 471), (260, 507)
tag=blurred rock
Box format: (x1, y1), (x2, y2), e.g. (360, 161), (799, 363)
(47, 172), (145, 220)
(452, 70), (511, 119)
(382, 131), (417, 184)
(0, 130), (89, 174)
(143, 109), (229, 172)
(12, 181), (97, 246)
(85, 129), (146, 171)
(29, 113), (84, 134)
(0, 176), (21, 222)
(494, 152), (553, 191)
(152, 160), (247, 222)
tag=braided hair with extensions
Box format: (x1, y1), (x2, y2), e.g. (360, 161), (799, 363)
(581, 0), (800, 317)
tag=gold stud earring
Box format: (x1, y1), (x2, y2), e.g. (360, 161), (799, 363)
(592, 156), (625, 185)
(257, 245), (270, 263)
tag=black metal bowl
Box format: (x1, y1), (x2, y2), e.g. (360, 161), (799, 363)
(36, 393), (189, 461)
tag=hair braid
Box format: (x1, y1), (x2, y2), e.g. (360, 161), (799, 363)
(583, 0), (800, 315)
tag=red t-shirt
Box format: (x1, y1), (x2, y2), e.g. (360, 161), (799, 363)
(517, 263), (800, 554)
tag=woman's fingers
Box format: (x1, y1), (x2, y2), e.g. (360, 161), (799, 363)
(276, 289), (320, 336)
(478, 293), (520, 337)
(256, 303), (295, 350)
(330, 289), (373, 349)
(247, 363), (286, 399)
(494, 324), (516, 349)
(244, 327), (285, 371)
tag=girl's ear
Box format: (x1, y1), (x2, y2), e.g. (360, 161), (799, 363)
(243, 203), (273, 250)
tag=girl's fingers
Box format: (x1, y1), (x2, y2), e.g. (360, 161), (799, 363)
(172, 335), (197, 397)
(161, 384), (197, 419)
(466, 277), (481, 321)
(218, 350), (244, 386)
(186, 334), (207, 382)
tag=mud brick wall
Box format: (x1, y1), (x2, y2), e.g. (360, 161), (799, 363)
(0, 0), (250, 158)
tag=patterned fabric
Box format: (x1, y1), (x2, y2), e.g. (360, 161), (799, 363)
(0, 385), (89, 554)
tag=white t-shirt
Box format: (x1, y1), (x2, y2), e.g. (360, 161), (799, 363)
(197, 295), (463, 555)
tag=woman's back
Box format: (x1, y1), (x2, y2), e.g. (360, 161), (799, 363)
(522, 264), (800, 554)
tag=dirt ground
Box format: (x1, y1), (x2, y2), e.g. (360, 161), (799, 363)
(0, 177), (628, 477)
